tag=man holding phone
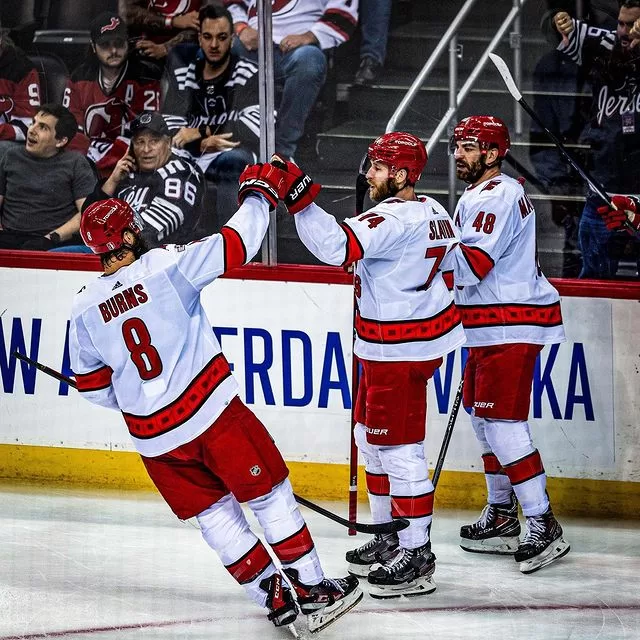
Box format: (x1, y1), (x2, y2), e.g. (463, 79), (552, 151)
(82, 111), (205, 247)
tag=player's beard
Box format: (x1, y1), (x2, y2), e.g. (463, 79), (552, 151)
(456, 155), (487, 184)
(369, 178), (400, 202)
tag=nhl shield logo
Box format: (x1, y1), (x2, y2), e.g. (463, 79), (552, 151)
(250, 465), (262, 476)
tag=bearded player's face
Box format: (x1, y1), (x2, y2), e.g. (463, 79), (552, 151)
(199, 17), (233, 69)
(366, 160), (396, 202)
(453, 140), (486, 185)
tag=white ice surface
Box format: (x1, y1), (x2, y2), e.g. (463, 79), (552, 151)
(1, 485), (639, 640)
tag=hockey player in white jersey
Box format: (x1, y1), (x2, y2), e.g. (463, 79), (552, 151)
(69, 168), (362, 633)
(269, 133), (466, 599)
(446, 115), (570, 573)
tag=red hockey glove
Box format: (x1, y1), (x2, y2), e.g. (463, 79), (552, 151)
(596, 195), (640, 234)
(238, 162), (286, 211)
(270, 155), (321, 214)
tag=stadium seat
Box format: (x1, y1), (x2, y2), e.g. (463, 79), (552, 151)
(1, 0), (37, 50)
(28, 53), (69, 105)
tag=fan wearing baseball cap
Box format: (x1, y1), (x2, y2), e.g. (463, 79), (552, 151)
(64, 11), (162, 176)
(81, 111), (206, 248)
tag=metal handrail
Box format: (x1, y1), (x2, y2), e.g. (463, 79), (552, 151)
(425, 0), (527, 158)
(385, 0), (479, 134)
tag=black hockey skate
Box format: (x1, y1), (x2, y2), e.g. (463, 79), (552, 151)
(515, 509), (570, 574)
(460, 492), (521, 554)
(283, 568), (363, 634)
(260, 573), (299, 628)
(345, 532), (400, 577)
(367, 542), (436, 599)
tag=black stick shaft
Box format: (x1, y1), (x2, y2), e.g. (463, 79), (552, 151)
(10, 351), (407, 535)
(431, 376), (464, 489)
(12, 351), (76, 387)
(517, 98), (612, 207)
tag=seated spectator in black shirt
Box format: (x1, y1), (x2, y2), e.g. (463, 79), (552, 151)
(83, 111), (205, 247)
(162, 3), (258, 228)
(0, 105), (96, 251)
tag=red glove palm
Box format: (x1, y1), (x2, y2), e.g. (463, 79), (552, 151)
(238, 162), (286, 210)
(270, 155), (321, 214)
(596, 195), (640, 234)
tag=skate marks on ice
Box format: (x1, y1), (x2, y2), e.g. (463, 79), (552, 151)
(1, 488), (639, 640)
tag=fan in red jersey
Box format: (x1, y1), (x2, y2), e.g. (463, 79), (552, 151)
(63, 12), (161, 175)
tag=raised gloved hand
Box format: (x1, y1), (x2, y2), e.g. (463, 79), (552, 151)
(596, 195), (640, 234)
(238, 162), (286, 211)
(270, 155), (321, 214)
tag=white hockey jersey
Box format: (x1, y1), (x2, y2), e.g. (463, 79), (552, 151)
(224, 0), (358, 50)
(69, 196), (270, 458)
(444, 174), (566, 347)
(295, 198), (466, 361)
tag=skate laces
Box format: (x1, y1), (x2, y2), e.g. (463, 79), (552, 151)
(381, 547), (413, 574)
(356, 534), (384, 554)
(477, 503), (496, 528)
(522, 514), (547, 544)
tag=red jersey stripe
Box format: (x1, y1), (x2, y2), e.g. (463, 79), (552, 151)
(341, 223), (365, 266)
(460, 243), (495, 280)
(391, 491), (434, 519)
(365, 472), (390, 496)
(225, 540), (272, 584)
(504, 449), (544, 485)
(221, 226), (247, 271)
(482, 452), (505, 475)
(459, 301), (563, 329)
(355, 301), (461, 344)
(76, 365), (113, 392)
(122, 353), (232, 439)
(271, 524), (315, 564)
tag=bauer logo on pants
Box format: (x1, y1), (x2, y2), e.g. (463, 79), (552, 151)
(250, 465), (262, 476)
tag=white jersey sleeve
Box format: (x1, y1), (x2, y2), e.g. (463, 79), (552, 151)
(69, 306), (119, 410)
(294, 201), (405, 267)
(445, 178), (519, 285)
(173, 193), (269, 289)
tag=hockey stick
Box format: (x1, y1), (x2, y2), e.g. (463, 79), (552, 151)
(346, 156), (370, 535)
(12, 350), (77, 387)
(431, 376), (464, 489)
(488, 53), (635, 231)
(10, 350), (409, 535)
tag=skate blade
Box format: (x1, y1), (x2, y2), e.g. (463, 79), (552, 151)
(519, 538), (571, 574)
(285, 622), (300, 638)
(369, 575), (437, 600)
(347, 561), (373, 577)
(459, 535), (520, 555)
(307, 587), (363, 634)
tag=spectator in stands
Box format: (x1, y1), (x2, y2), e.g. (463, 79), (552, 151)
(551, 2), (640, 278)
(0, 28), (41, 161)
(353, 0), (392, 86)
(0, 104), (95, 250)
(82, 111), (204, 247)
(163, 3), (258, 229)
(64, 11), (162, 176)
(225, 0), (358, 160)
(119, 0), (203, 60)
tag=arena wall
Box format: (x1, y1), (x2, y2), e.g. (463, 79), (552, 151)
(1, 253), (639, 518)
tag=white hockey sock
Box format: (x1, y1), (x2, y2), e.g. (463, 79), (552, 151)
(484, 419), (550, 516)
(197, 494), (276, 607)
(379, 443), (433, 549)
(248, 478), (323, 586)
(354, 422), (392, 524)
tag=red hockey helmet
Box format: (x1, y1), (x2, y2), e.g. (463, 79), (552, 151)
(367, 131), (427, 184)
(80, 198), (142, 254)
(451, 115), (511, 157)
